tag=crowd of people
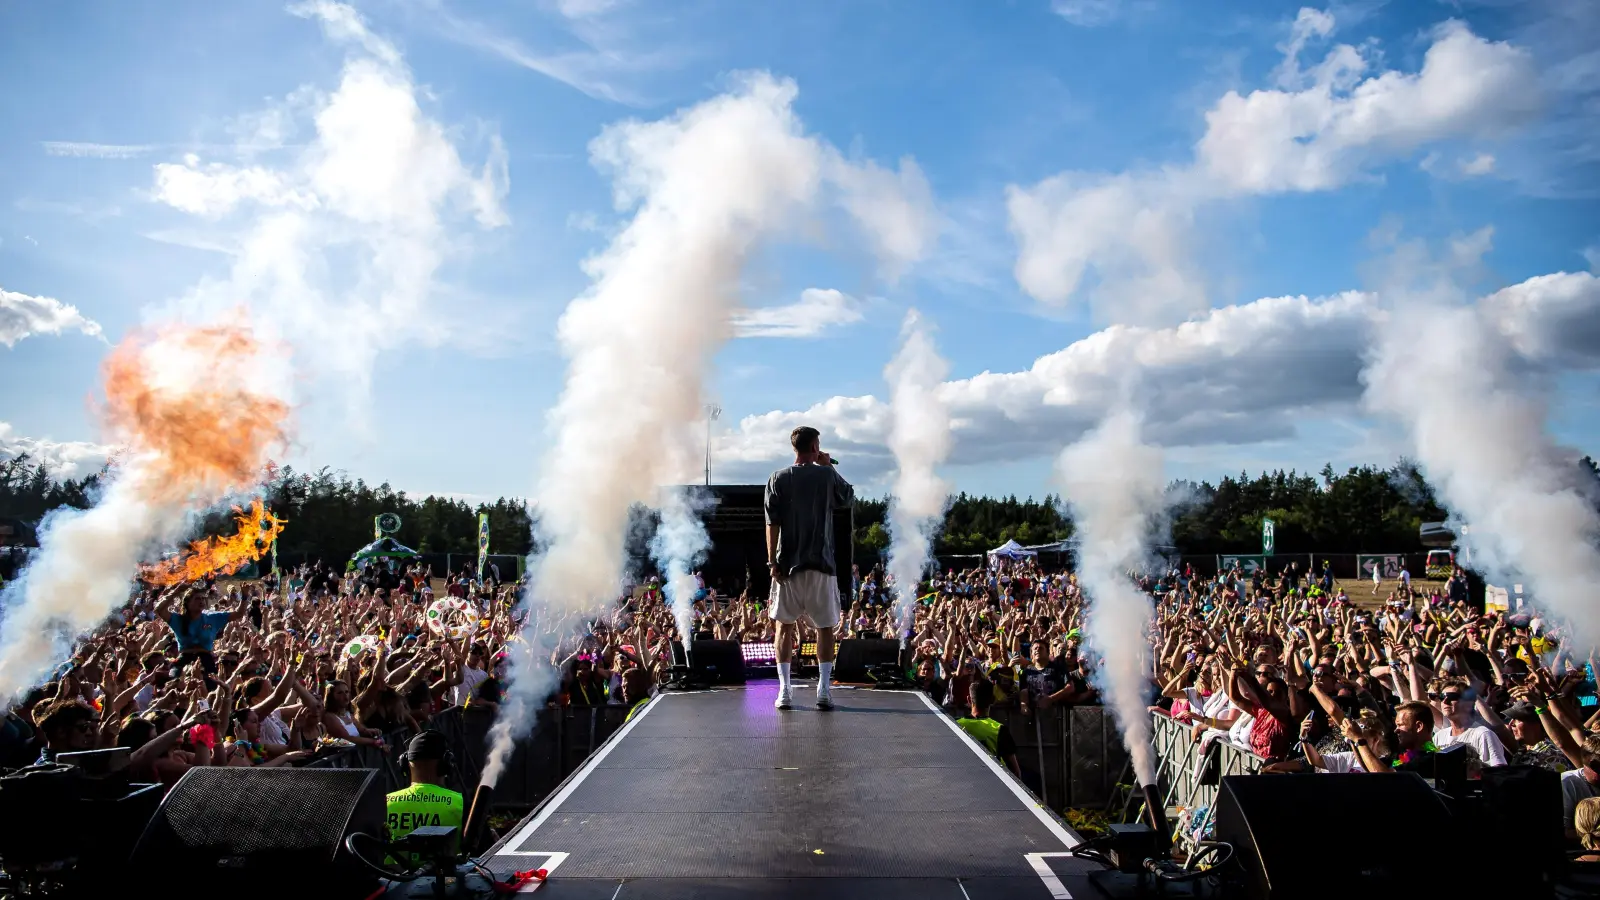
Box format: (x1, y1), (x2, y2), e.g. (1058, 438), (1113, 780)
(5, 546), (1598, 859)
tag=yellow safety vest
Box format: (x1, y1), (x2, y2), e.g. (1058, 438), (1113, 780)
(957, 716), (1001, 755)
(385, 781), (464, 862)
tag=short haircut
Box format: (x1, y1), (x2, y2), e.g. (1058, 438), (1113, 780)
(790, 426), (820, 454)
(1396, 700), (1434, 729)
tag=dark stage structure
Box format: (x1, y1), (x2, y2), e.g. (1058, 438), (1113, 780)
(646, 485), (853, 603)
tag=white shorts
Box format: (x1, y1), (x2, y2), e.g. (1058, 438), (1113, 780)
(768, 569), (841, 628)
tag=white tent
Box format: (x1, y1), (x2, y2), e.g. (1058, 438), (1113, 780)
(987, 539), (1037, 562)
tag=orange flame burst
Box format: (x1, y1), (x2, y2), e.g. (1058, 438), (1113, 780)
(141, 499), (287, 586)
(100, 320), (290, 503)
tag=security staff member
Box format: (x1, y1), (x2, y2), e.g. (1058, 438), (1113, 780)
(621, 668), (652, 723)
(956, 677), (1022, 778)
(386, 731), (464, 861)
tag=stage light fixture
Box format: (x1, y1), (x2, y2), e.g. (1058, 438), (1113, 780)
(740, 641), (776, 666)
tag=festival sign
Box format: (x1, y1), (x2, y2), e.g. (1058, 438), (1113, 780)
(1218, 554), (1267, 574)
(1357, 554), (1406, 580)
(1261, 518), (1275, 555)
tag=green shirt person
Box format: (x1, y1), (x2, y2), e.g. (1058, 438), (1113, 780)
(955, 676), (1022, 777)
(386, 731), (464, 866)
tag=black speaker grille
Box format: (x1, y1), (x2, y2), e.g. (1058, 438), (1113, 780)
(153, 767), (376, 859)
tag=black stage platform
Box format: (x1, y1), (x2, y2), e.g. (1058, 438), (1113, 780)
(485, 682), (1103, 898)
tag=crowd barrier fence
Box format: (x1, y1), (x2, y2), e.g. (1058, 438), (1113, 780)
(1149, 709), (1264, 851)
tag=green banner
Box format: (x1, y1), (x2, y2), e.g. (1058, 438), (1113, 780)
(477, 512), (490, 580)
(1262, 518), (1276, 555)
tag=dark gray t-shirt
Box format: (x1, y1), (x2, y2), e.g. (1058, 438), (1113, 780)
(765, 463), (854, 577)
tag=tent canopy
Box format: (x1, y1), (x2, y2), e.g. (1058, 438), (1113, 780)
(351, 536), (419, 568)
(987, 539), (1037, 560)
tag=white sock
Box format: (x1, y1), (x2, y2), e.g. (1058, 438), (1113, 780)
(778, 662), (792, 692)
(818, 661), (833, 692)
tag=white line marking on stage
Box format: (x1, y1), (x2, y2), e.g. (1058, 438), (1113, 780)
(956, 877), (975, 900)
(912, 691), (1082, 849)
(609, 882), (624, 900)
(482, 851), (570, 893)
(500, 695), (666, 852)
(1025, 852), (1075, 899)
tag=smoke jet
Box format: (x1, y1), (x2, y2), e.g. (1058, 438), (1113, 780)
(1056, 407), (1164, 787)
(653, 487), (712, 647)
(1363, 261), (1600, 653)
(0, 322), (288, 700)
(885, 309), (952, 645)
(483, 74), (829, 779)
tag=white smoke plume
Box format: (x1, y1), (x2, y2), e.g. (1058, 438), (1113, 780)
(484, 72), (932, 778)
(1056, 407), (1164, 786)
(653, 487), (712, 646)
(1363, 252), (1600, 653)
(885, 309), (952, 644)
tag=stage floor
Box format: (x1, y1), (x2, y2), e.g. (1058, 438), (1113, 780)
(484, 681), (1105, 898)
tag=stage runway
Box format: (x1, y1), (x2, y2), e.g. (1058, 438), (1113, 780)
(484, 682), (1104, 899)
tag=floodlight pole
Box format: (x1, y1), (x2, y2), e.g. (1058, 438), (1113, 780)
(704, 403), (722, 486)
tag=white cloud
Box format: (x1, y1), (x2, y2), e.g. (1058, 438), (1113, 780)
(152, 154), (318, 217)
(1272, 7), (1338, 89)
(0, 422), (111, 480)
(1460, 152), (1496, 176)
(732, 288), (863, 338)
(40, 141), (156, 159)
(1006, 169), (1206, 322)
(826, 154), (939, 281)
(712, 270), (1596, 485)
(1198, 21), (1538, 194)
(417, 0), (678, 105)
(554, 0), (621, 19)
(1009, 12), (1543, 321)
(0, 288), (103, 347)
(148, 1), (510, 407)
(1051, 0), (1122, 27)
(1480, 270), (1600, 368)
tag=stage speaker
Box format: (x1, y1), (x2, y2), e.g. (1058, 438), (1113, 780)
(1214, 773), (1464, 899)
(1459, 765), (1563, 883)
(690, 638), (747, 684)
(131, 767), (383, 891)
(834, 638), (901, 682)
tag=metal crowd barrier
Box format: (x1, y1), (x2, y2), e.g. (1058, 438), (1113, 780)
(307, 703), (633, 808)
(1149, 710), (1263, 850)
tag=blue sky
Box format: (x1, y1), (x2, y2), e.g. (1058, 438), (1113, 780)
(1, 0), (1596, 504)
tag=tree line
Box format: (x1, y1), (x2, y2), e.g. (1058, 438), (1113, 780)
(4, 454), (1596, 566)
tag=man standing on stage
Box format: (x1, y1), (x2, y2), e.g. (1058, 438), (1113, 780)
(766, 425), (853, 710)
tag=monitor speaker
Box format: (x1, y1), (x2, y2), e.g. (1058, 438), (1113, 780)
(834, 638), (901, 682)
(130, 766), (384, 891)
(1214, 773), (1464, 899)
(689, 639), (746, 684)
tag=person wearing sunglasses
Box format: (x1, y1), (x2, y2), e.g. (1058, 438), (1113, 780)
(32, 698), (100, 765)
(1428, 677), (1507, 766)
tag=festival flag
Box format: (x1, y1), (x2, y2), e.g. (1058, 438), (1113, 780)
(374, 515), (383, 539)
(477, 512), (490, 581)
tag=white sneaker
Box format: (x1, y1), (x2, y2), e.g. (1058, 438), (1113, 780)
(815, 691), (834, 711)
(775, 689), (793, 710)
